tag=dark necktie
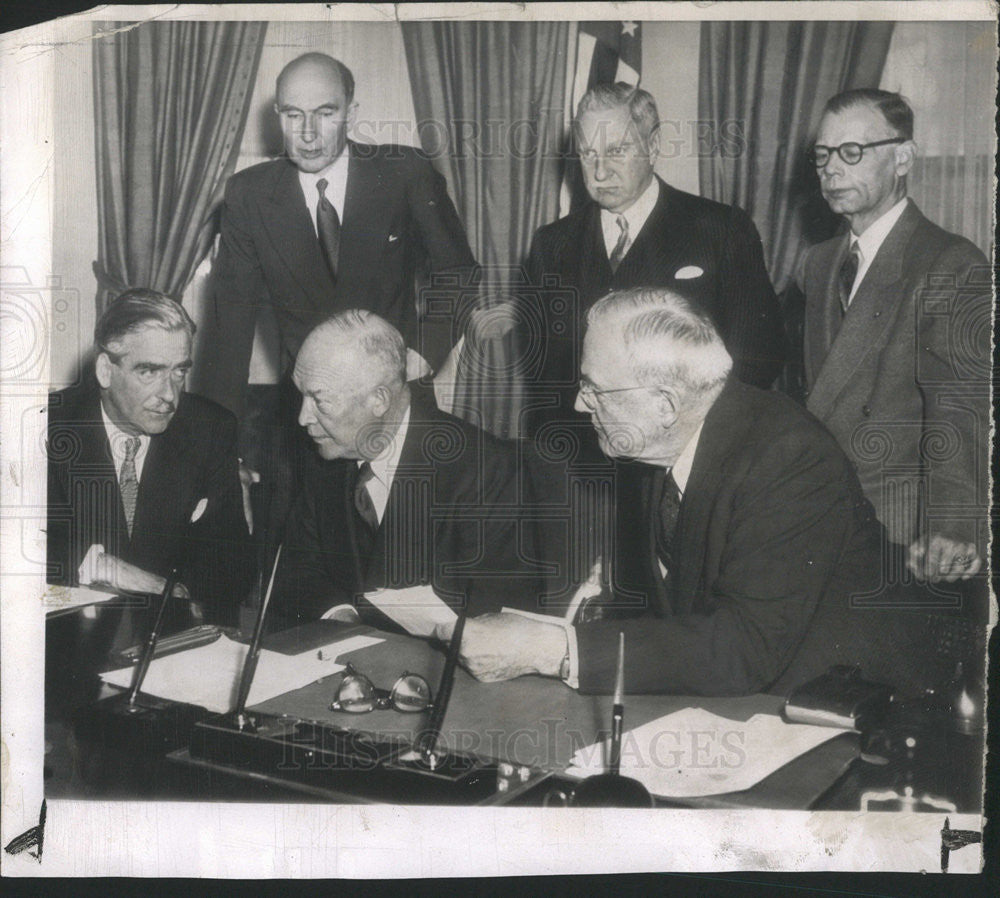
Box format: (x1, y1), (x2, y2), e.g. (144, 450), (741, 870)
(838, 241), (861, 312)
(353, 462), (379, 534)
(609, 214), (630, 273)
(120, 436), (140, 537)
(316, 178), (341, 280)
(654, 468), (681, 578)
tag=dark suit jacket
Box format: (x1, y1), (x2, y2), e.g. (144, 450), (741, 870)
(46, 386), (254, 627)
(522, 178), (786, 435)
(575, 380), (942, 697)
(202, 143), (476, 416)
(802, 200), (990, 549)
(272, 390), (545, 627)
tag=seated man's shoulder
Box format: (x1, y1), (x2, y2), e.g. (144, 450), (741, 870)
(226, 157), (289, 192)
(716, 381), (849, 468)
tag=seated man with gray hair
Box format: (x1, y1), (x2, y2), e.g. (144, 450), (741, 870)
(440, 286), (935, 697)
(271, 309), (544, 628)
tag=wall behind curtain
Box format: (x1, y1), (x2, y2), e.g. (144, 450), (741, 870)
(879, 21), (995, 256)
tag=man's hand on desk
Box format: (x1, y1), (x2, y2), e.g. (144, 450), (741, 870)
(434, 613), (566, 682)
(79, 546), (191, 600)
(907, 533), (982, 583)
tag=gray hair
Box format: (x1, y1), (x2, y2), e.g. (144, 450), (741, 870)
(311, 309), (406, 387)
(575, 82), (660, 143)
(95, 287), (195, 359)
(587, 288), (732, 398)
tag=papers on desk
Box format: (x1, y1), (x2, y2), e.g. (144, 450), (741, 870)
(564, 707), (844, 798)
(364, 585), (457, 637)
(100, 633), (384, 713)
(44, 583), (120, 617)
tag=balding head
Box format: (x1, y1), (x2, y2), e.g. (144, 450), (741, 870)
(275, 53), (356, 173)
(293, 310), (409, 460)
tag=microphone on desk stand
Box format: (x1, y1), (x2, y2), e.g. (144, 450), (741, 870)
(565, 631), (653, 807)
(231, 543), (283, 732)
(415, 610), (467, 770)
(125, 568), (182, 711)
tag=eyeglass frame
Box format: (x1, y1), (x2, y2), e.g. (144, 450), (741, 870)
(577, 381), (660, 409)
(329, 662), (433, 714)
(808, 138), (905, 168)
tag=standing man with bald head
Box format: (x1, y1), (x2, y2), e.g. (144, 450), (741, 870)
(803, 89), (990, 584)
(270, 310), (543, 630)
(203, 52), (475, 421)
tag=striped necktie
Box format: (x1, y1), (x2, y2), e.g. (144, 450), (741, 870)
(838, 241), (861, 312)
(609, 214), (630, 273)
(120, 436), (140, 537)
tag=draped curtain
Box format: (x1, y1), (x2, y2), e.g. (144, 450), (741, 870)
(402, 21), (570, 437)
(92, 21), (266, 315)
(698, 21), (895, 296)
(880, 21), (995, 257)
(699, 22), (893, 398)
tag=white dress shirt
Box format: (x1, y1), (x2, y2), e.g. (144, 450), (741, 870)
(360, 404), (411, 525)
(100, 403), (151, 486)
(298, 150), (350, 236)
(600, 176), (660, 258)
(846, 197), (909, 305)
(321, 404), (411, 620)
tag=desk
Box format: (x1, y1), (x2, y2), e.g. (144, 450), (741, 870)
(167, 621), (860, 808)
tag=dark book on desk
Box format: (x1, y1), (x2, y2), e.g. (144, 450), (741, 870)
(783, 665), (893, 731)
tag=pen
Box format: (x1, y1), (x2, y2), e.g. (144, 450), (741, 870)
(609, 630), (625, 775)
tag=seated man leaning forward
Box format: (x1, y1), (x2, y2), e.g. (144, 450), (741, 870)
(270, 309), (543, 629)
(439, 286), (918, 697)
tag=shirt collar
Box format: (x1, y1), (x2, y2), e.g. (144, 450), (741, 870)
(670, 420), (703, 495)
(852, 196), (909, 259)
(362, 402), (410, 487)
(601, 175), (660, 241)
(100, 400), (151, 472)
(298, 150), (350, 210)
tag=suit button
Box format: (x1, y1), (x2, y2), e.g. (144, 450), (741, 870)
(873, 311), (881, 318)
(862, 404), (871, 416)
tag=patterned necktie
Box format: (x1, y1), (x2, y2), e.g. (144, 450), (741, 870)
(354, 462), (379, 533)
(120, 436), (140, 537)
(316, 178), (341, 280)
(838, 241), (861, 312)
(654, 468), (681, 578)
(609, 214), (630, 273)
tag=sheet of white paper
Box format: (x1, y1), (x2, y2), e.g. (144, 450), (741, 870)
(564, 707), (845, 798)
(43, 583), (119, 616)
(100, 633), (383, 713)
(364, 585), (457, 637)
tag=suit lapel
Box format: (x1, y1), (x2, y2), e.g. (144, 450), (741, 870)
(807, 203), (919, 419)
(339, 143), (386, 283)
(259, 160), (335, 311)
(613, 178), (679, 286)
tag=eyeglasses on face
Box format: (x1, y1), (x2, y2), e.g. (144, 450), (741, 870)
(577, 382), (655, 409)
(329, 663), (433, 713)
(808, 138), (904, 168)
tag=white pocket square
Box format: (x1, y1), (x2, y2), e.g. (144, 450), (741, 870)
(387, 234), (399, 243)
(674, 266), (704, 280)
(190, 497), (208, 523)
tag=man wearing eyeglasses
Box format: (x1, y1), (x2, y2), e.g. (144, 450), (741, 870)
(438, 287), (930, 697)
(802, 88), (989, 584)
(522, 82), (787, 440)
